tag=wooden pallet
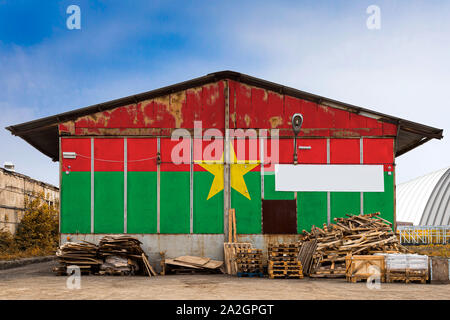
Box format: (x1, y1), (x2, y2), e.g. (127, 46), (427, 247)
(224, 242), (252, 275)
(385, 270), (427, 284)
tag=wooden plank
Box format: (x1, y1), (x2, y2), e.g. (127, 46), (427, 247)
(141, 253), (152, 277)
(174, 256), (211, 266)
(142, 253), (157, 276)
(232, 209), (237, 243)
(165, 259), (202, 269)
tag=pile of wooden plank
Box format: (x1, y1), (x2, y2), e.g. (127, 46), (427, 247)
(236, 248), (263, 277)
(268, 243), (303, 279)
(98, 236), (146, 259)
(53, 241), (102, 275)
(98, 235), (156, 276)
(300, 213), (410, 278)
(165, 255), (223, 274)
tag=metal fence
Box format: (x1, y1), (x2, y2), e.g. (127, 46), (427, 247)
(398, 226), (450, 245)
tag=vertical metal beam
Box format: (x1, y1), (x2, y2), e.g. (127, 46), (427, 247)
(360, 137), (364, 215)
(190, 137), (194, 234)
(124, 138), (127, 234)
(157, 137), (161, 234)
(58, 136), (62, 240)
(224, 80), (230, 242)
(326, 138), (331, 225)
(392, 138), (397, 232)
(90, 137), (94, 234)
(260, 134), (264, 200)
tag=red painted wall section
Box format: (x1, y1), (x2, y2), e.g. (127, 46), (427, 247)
(61, 138), (91, 172)
(160, 138), (190, 172)
(363, 138), (394, 165)
(297, 139), (328, 164)
(94, 138), (124, 171)
(330, 139), (360, 164)
(263, 138), (327, 171)
(127, 138), (158, 171)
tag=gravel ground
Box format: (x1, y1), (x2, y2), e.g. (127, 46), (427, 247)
(0, 261), (448, 300)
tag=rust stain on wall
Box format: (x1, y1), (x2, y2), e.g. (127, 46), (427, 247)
(168, 91), (185, 128)
(244, 114), (251, 127)
(269, 116), (283, 128)
(139, 99), (155, 126)
(204, 83), (220, 106)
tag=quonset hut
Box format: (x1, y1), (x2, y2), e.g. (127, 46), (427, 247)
(6, 71), (444, 261)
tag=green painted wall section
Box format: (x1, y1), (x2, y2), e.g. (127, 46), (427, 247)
(231, 171), (261, 234)
(94, 172), (124, 233)
(364, 172), (394, 225)
(194, 172), (223, 234)
(61, 172), (91, 233)
(263, 173), (295, 200)
(297, 192), (327, 233)
(330, 192), (361, 222)
(160, 171), (190, 233)
(127, 172), (157, 233)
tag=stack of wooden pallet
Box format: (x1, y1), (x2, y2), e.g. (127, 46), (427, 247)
(53, 241), (102, 275)
(300, 213), (410, 278)
(268, 243), (303, 279)
(236, 248), (263, 277)
(223, 242), (252, 275)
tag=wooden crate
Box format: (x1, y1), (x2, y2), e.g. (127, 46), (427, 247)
(345, 255), (386, 283)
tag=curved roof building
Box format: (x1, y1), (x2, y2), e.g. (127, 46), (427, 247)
(397, 167), (450, 226)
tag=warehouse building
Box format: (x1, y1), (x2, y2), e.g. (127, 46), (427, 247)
(6, 71), (444, 260)
(0, 164), (59, 234)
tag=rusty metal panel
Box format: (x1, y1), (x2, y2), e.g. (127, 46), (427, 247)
(60, 79), (396, 139)
(201, 82), (225, 129)
(262, 199), (297, 234)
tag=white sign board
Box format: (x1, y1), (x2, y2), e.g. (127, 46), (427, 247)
(275, 164), (384, 192)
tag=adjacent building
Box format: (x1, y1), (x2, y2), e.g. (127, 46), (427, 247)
(0, 165), (59, 234)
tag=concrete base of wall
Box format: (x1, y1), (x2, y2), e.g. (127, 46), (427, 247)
(61, 233), (302, 272)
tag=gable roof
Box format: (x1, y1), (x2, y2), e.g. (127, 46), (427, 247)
(6, 70), (443, 161)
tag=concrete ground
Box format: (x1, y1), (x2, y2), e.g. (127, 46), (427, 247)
(0, 261), (448, 300)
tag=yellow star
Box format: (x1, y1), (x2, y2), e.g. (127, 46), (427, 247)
(195, 143), (260, 200)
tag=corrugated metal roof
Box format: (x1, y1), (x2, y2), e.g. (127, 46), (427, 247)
(397, 167), (450, 225)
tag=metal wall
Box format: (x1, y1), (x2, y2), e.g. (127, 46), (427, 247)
(58, 78), (398, 257)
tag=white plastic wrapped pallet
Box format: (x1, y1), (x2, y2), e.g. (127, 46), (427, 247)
(374, 253), (428, 270)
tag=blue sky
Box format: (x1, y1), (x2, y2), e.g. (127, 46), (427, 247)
(0, 0), (449, 186)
